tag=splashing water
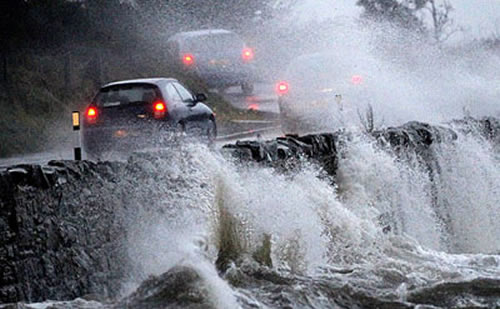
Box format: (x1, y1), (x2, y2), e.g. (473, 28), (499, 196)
(19, 122), (500, 309)
(102, 120), (499, 308)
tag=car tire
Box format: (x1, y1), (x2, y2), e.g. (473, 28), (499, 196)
(241, 82), (254, 95)
(177, 121), (186, 133)
(206, 118), (217, 144)
(173, 121), (186, 142)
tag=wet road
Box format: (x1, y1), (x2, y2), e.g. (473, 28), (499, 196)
(0, 131), (282, 168)
(220, 82), (280, 114)
(212, 81), (282, 141)
(0, 82), (282, 167)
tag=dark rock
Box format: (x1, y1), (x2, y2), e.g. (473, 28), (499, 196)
(6, 165), (54, 189)
(223, 133), (339, 178)
(372, 121), (458, 151)
(116, 266), (214, 309)
(0, 286), (17, 304)
(408, 278), (500, 308)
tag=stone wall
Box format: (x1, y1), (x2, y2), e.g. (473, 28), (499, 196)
(222, 118), (500, 175)
(0, 161), (130, 303)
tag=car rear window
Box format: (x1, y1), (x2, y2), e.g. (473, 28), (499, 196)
(182, 33), (244, 54)
(95, 83), (162, 107)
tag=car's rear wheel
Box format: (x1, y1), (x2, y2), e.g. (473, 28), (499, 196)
(241, 82), (254, 95)
(207, 119), (217, 144)
(170, 121), (185, 143)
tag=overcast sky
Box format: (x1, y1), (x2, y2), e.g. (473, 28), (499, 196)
(292, 0), (500, 40)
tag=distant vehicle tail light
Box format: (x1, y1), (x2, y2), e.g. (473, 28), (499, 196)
(276, 81), (289, 95)
(351, 75), (363, 85)
(153, 101), (167, 119)
(182, 53), (195, 66)
(86, 107), (98, 124)
(242, 48), (254, 62)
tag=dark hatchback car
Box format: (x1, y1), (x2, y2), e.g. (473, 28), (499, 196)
(166, 29), (256, 94)
(82, 78), (216, 158)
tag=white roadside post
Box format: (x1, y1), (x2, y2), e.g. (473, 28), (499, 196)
(72, 111), (82, 160)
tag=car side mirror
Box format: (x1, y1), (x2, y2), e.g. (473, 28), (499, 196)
(185, 99), (197, 107)
(195, 93), (207, 102)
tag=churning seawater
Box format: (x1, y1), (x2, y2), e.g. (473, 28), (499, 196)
(22, 124), (500, 308)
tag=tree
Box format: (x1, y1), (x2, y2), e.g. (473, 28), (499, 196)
(425, 0), (461, 43)
(134, 0), (274, 32)
(357, 0), (460, 43)
(357, 0), (427, 31)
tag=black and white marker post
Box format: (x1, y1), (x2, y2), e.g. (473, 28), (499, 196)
(72, 111), (82, 160)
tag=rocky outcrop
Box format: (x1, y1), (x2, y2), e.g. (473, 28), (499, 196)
(222, 133), (339, 177)
(116, 266), (214, 309)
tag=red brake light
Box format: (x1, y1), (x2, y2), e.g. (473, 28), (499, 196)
(87, 107), (97, 117)
(242, 48), (254, 62)
(154, 102), (165, 112)
(182, 53), (194, 66)
(248, 103), (259, 111)
(86, 107), (97, 124)
(153, 101), (167, 119)
(276, 81), (289, 95)
(351, 75), (363, 85)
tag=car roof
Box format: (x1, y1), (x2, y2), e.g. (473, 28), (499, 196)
(102, 78), (177, 88)
(286, 52), (364, 72)
(290, 52), (331, 64)
(289, 50), (367, 66)
(168, 29), (235, 41)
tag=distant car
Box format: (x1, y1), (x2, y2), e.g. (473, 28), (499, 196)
(276, 52), (371, 134)
(166, 29), (256, 95)
(82, 78), (216, 158)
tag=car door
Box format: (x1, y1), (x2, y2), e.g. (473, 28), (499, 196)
(172, 82), (207, 135)
(164, 82), (190, 129)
